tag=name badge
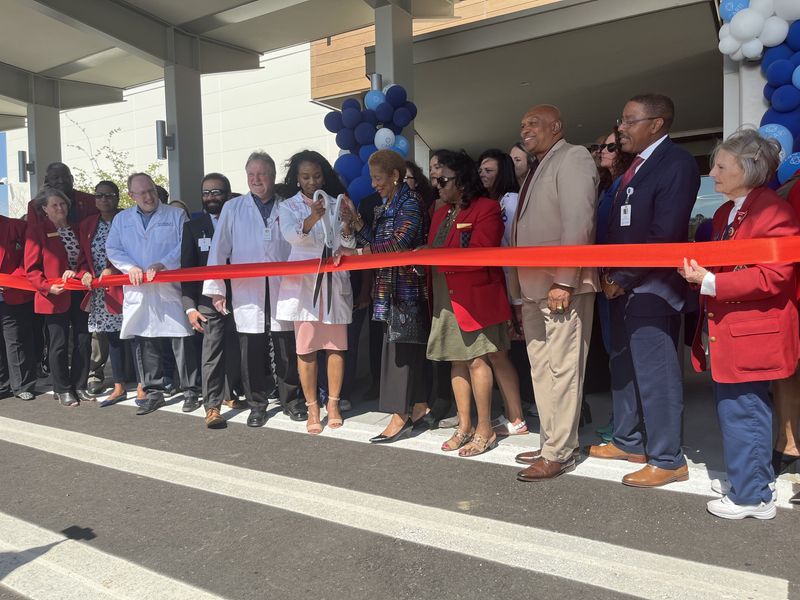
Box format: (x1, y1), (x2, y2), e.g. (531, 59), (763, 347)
(198, 237), (211, 252)
(263, 228), (272, 242)
(620, 205), (632, 227)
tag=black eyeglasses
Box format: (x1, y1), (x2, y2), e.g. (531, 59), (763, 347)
(616, 116), (661, 128)
(201, 189), (226, 197)
(433, 175), (456, 188)
(588, 143), (621, 153)
(94, 193), (118, 200)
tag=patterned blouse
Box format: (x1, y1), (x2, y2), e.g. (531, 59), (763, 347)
(88, 219), (123, 333)
(57, 226), (79, 270)
(355, 183), (428, 321)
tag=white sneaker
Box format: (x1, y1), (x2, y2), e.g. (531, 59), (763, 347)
(710, 479), (777, 502)
(707, 495), (776, 520)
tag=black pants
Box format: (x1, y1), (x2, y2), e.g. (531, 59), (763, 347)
(379, 328), (427, 415)
(105, 331), (126, 384)
(0, 301), (37, 395)
(45, 293), (91, 393)
(134, 336), (201, 399)
(200, 304), (241, 409)
(239, 330), (302, 411)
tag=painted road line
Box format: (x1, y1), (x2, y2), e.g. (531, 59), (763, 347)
(0, 416), (788, 600)
(0, 511), (225, 600)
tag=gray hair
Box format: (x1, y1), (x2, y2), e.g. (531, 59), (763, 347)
(711, 128), (781, 189)
(245, 151), (276, 175)
(32, 185), (70, 212)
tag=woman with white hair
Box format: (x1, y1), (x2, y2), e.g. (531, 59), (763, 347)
(679, 128), (800, 520)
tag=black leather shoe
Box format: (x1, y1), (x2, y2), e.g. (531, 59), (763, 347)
(370, 418), (413, 444)
(136, 394), (164, 415)
(76, 389), (96, 402)
(87, 380), (107, 396)
(282, 404), (308, 422)
(247, 409), (268, 427)
(413, 413), (438, 430)
(182, 395), (202, 412)
(55, 392), (79, 407)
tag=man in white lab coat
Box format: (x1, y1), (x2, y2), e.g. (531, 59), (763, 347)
(106, 173), (201, 415)
(203, 152), (304, 428)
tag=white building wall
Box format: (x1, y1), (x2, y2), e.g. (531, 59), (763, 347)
(4, 43), (337, 217)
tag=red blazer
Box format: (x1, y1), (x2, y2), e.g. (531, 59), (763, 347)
(429, 197), (511, 332)
(76, 213), (123, 315)
(24, 219), (87, 314)
(0, 216), (34, 305)
(691, 187), (800, 383)
(27, 189), (98, 224)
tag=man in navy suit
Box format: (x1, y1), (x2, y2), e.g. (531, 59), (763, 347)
(587, 94), (700, 487)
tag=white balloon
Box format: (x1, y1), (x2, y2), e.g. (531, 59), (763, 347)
(731, 48), (746, 61)
(374, 127), (395, 150)
(730, 8), (766, 41)
(338, 149), (350, 156)
(749, 0), (775, 18)
(719, 23), (731, 41)
(719, 34), (742, 54)
(759, 15), (790, 46)
(742, 38), (765, 58)
(775, 0), (800, 20)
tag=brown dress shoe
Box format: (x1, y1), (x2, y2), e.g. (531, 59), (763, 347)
(516, 457), (576, 482)
(223, 399), (247, 409)
(205, 407), (226, 428)
(586, 442), (646, 463)
(622, 464), (689, 488)
(515, 448), (579, 465)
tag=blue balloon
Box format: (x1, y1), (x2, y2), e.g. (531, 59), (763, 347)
(334, 153), (364, 184)
(347, 175), (375, 203)
(778, 152), (800, 184)
(765, 83), (777, 102)
(790, 52), (800, 67)
(773, 85), (800, 113)
(354, 121), (376, 146)
(362, 109), (378, 126)
(361, 161), (371, 178)
(788, 21), (800, 52)
(394, 134), (410, 156)
(342, 98), (361, 111)
(335, 128), (357, 151)
(761, 107), (800, 138)
(388, 123), (404, 135)
(341, 107), (362, 129)
(375, 102), (394, 124)
(364, 90), (386, 111)
(359, 144), (377, 162)
(719, 0), (748, 22)
(767, 59), (795, 86)
(393, 107), (412, 129)
(762, 44), (794, 75)
(385, 85), (408, 108)
(323, 111), (343, 133)
(404, 101), (418, 119)
(759, 123), (794, 159)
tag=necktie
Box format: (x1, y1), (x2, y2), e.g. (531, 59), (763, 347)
(617, 156), (644, 197)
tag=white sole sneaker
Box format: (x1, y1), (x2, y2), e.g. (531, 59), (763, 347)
(710, 479), (777, 502)
(707, 496), (777, 520)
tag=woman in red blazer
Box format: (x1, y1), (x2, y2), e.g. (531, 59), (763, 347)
(77, 181), (126, 406)
(0, 215), (38, 400)
(680, 130), (800, 520)
(426, 150), (514, 458)
(24, 186), (91, 407)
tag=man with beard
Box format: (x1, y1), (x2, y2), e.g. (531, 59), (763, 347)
(27, 162), (98, 224)
(181, 173), (244, 427)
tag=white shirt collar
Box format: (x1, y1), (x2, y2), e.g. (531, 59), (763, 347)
(727, 195), (747, 225)
(638, 134), (669, 162)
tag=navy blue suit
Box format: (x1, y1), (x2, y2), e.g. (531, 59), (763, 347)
(605, 137), (700, 469)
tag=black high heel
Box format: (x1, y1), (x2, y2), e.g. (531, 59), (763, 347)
(370, 418), (413, 444)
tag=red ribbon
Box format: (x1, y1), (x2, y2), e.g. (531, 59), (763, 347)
(3, 237), (800, 292)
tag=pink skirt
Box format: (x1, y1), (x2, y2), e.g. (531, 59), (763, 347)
(293, 321), (348, 354)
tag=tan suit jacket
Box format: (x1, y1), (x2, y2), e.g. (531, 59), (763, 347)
(508, 138), (599, 302)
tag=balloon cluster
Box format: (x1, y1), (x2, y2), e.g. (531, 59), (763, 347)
(718, 0), (798, 61)
(324, 85), (418, 203)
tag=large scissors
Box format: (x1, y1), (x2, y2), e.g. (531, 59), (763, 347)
(311, 189), (344, 314)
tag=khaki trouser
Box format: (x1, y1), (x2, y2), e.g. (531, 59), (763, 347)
(522, 292), (594, 462)
(773, 367), (800, 457)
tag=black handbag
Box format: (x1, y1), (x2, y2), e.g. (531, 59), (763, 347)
(387, 267), (430, 344)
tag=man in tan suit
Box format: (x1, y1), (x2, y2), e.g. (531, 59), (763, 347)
(508, 105), (599, 481)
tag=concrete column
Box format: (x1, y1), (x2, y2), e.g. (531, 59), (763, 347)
(164, 64), (204, 210)
(374, 2), (415, 160)
(723, 56), (768, 138)
(26, 103), (62, 196)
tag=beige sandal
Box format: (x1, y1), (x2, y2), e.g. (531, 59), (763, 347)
(326, 397), (343, 429)
(441, 429), (474, 452)
(306, 401), (323, 435)
(459, 433), (497, 457)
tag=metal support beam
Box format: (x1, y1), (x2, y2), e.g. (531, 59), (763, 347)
(22, 0), (260, 74)
(181, 0), (310, 34)
(723, 56), (767, 138)
(164, 64), (204, 211)
(27, 103), (61, 196)
(363, 0), (456, 19)
(0, 115), (26, 131)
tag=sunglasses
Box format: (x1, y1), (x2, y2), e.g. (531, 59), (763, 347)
(433, 175), (456, 188)
(201, 189), (226, 197)
(588, 143), (620, 153)
(94, 193), (118, 200)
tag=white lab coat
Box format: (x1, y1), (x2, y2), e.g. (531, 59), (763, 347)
(105, 203), (191, 339)
(202, 192), (292, 334)
(275, 192), (354, 324)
